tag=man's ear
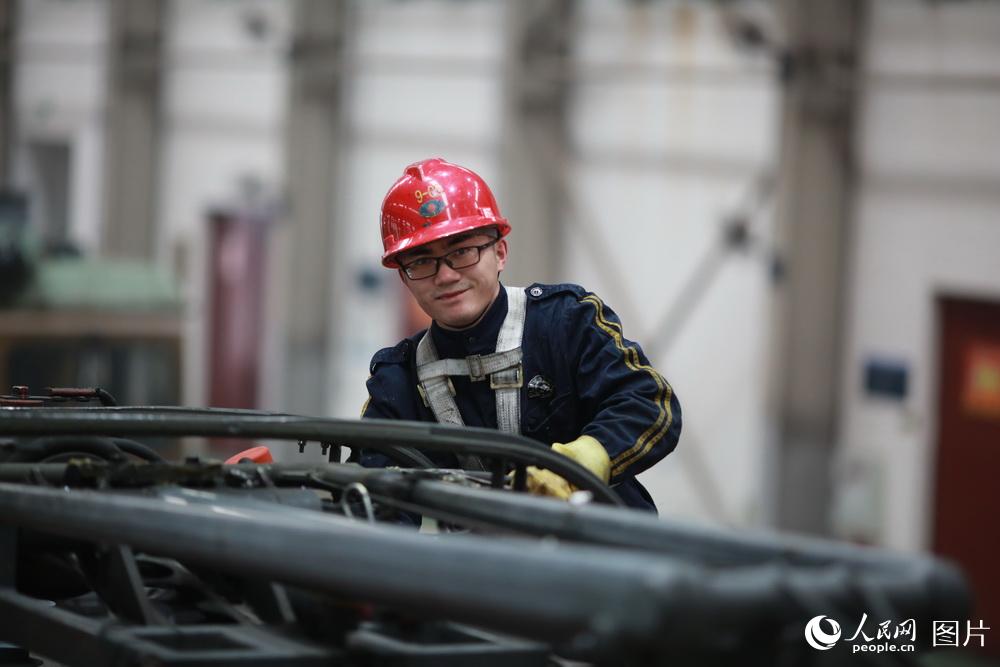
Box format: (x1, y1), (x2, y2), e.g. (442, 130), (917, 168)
(494, 239), (508, 271)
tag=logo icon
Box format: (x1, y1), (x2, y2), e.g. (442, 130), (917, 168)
(414, 184), (445, 218)
(418, 199), (445, 218)
(805, 615), (842, 651)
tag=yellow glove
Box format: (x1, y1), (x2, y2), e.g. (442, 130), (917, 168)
(525, 435), (611, 500)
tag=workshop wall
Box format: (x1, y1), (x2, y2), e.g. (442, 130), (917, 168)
(157, 0), (291, 409)
(563, 1), (779, 527)
(8, 0), (1000, 550)
(836, 0), (1000, 550)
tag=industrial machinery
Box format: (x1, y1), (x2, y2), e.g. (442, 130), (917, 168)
(0, 391), (972, 666)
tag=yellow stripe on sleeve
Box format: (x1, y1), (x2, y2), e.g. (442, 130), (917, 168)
(360, 373), (373, 417)
(579, 294), (674, 477)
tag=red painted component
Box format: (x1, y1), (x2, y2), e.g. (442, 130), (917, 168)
(380, 158), (510, 268)
(224, 446), (274, 465)
(47, 387), (96, 398)
(0, 398), (44, 406)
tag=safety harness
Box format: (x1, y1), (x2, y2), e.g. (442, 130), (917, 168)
(415, 286), (526, 468)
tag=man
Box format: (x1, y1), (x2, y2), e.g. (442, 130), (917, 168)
(359, 158), (680, 511)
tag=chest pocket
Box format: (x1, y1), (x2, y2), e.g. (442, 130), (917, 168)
(522, 390), (577, 444)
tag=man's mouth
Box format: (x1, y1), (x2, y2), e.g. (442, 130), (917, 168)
(436, 288), (468, 301)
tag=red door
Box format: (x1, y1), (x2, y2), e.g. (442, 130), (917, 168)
(934, 296), (1000, 656)
(208, 208), (267, 410)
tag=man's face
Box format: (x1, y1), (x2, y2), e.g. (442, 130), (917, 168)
(398, 231), (508, 329)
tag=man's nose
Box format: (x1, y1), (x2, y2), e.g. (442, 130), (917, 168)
(435, 261), (461, 283)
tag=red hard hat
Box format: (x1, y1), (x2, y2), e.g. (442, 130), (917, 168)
(380, 158), (510, 268)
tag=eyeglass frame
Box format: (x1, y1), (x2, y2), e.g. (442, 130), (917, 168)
(398, 237), (500, 280)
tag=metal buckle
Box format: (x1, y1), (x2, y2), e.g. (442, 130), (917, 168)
(489, 364), (523, 390)
(467, 354), (487, 382)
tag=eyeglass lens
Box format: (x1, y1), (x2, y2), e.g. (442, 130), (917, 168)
(405, 244), (485, 279)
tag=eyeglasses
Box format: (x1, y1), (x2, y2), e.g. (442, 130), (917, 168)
(400, 239), (499, 280)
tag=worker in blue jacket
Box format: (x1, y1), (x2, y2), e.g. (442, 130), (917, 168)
(358, 158), (681, 512)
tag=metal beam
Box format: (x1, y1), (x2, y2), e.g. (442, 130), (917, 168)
(101, 0), (164, 259)
(280, 0), (352, 417)
(766, 0), (864, 535)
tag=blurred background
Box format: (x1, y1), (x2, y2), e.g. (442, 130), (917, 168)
(0, 0), (998, 648)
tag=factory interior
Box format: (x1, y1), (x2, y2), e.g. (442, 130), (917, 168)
(0, 1), (998, 664)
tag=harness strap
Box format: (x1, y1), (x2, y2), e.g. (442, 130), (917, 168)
(417, 349), (522, 384)
(494, 286), (526, 435)
(415, 286), (527, 469)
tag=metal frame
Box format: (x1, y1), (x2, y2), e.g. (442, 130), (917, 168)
(0, 405), (972, 666)
(0, 407), (622, 505)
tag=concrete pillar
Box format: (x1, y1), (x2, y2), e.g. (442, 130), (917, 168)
(767, 0), (864, 535)
(499, 0), (573, 284)
(101, 0), (164, 260)
(279, 0), (352, 416)
(101, 0), (164, 259)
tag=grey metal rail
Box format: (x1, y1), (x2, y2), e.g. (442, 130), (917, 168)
(0, 407), (622, 505)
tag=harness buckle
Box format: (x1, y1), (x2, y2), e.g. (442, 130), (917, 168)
(490, 364), (523, 390)
(467, 354), (487, 382)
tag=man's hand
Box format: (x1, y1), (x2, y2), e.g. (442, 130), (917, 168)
(525, 435), (611, 500)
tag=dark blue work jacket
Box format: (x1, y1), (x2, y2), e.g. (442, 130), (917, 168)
(359, 283), (681, 512)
